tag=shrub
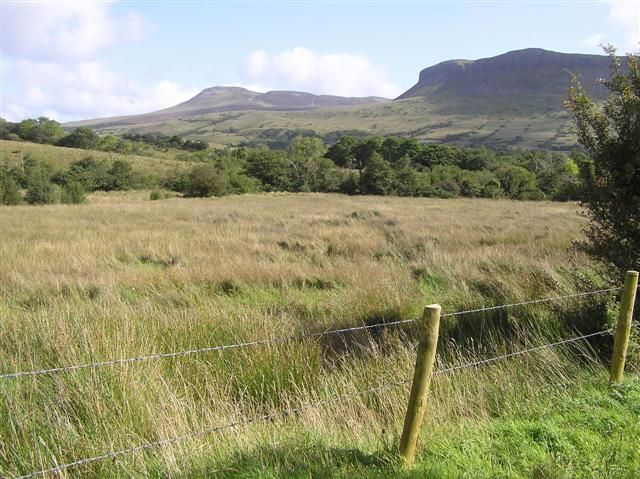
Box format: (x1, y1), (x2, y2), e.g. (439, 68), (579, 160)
(61, 181), (86, 204)
(150, 189), (173, 200)
(183, 164), (230, 197)
(57, 127), (100, 150)
(25, 173), (59, 204)
(0, 164), (23, 205)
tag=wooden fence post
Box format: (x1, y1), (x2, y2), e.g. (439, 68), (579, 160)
(399, 304), (441, 467)
(610, 270), (639, 384)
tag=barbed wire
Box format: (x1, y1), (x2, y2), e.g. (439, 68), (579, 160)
(12, 327), (613, 479)
(433, 328), (613, 376)
(13, 379), (410, 479)
(0, 319), (414, 380)
(441, 287), (622, 318)
(1, 286), (622, 380)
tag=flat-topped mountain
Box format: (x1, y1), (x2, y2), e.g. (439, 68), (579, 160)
(397, 48), (615, 100)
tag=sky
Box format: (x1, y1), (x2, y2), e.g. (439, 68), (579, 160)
(1, 0), (639, 123)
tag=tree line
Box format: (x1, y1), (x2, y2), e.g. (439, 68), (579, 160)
(163, 136), (587, 201)
(2, 131), (593, 205)
(0, 117), (208, 154)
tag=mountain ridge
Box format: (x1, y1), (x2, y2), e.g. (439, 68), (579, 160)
(398, 48), (616, 100)
(65, 48), (620, 150)
(66, 87), (388, 128)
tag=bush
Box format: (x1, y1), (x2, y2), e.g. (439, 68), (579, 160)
(61, 181), (86, 204)
(0, 165), (23, 204)
(57, 127), (99, 150)
(105, 159), (137, 190)
(183, 164), (229, 197)
(150, 189), (173, 201)
(25, 174), (59, 205)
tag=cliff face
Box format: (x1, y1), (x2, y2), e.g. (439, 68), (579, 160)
(397, 48), (617, 99)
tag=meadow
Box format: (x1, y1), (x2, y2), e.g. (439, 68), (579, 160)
(1, 193), (638, 478)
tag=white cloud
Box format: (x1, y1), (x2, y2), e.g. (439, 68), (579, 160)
(0, 1), (195, 122)
(2, 59), (198, 122)
(1, 1), (153, 63)
(608, 1), (640, 51)
(242, 47), (402, 98)
(580, 33), (605, 49)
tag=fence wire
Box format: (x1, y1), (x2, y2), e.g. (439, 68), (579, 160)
(12, 327), (613, 479)
(1, 286), (621, 380)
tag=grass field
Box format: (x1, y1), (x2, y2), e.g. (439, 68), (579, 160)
(0, 140), (193, 179)
(1, 193), (638, 478)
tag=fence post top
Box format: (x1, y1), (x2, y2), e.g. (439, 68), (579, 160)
(625, 270), (639, 277)
(424, 304), (441, 312)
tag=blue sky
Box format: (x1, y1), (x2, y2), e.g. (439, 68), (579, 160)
(2, 1), (639, 122)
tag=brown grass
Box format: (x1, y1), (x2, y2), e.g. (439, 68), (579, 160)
(2, 193), (615, 478)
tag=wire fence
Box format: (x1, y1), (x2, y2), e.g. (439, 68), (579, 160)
(13, 326), (615, 479)
(0, 286), (621, 380)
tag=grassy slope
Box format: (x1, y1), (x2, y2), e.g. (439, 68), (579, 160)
(79, 97), (574, 151)
(0, 140), (193, 178)
(1, 193), (637, 478)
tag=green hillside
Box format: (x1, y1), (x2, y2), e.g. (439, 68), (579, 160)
(0, 140), (193, 177)
(67, 97), (574, 151)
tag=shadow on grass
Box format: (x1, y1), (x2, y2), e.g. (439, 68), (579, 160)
(167, 442), (432, 479)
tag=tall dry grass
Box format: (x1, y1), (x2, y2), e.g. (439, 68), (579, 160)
(0, 193), (623, 478)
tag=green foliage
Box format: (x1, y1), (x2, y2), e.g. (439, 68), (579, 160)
(288, 136), (328, 191)
(245, 148), (292, 192)
(60, 181), (86, 204)
(150, 189), (172, 201)
(360, 152), (394, 195)
(123, 132), (208, 151)
(105, 159), (137, 190)
(25, 168), (59, 205)
(57, 127), (100, 150)
(565, 47), (640, 274)
(0, 163), (22, 204)
(60, 157), (111, 190)
(182, 164), (230, 197)
(495, 164), (542, 200)
(15, 117), (64, 144)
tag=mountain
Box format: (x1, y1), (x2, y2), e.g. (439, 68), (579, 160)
(398, 48), (613, 100)
(66, 87), (388, 128)
(66, 48), (618, 150)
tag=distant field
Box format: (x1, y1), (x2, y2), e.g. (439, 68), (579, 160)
(0, 140), (193, 177)
(1, 193), (637, 478)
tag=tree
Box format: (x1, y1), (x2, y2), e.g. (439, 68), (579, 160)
(58, 127), (99, 150)
(393, 155), (418, 196)
(360, 152), (394, 195)
(183, 164), (229, 197)
(61, 181), (86, 204)
(494, 164), (541, 200)
(244, 148), (292, 191)
(63, 157), (110, 191)
(565, 47), (640, 274)
(16, 117), (64, 144)
(25, 168), (58, 204)
(352, 137), (383, 174)
(106, 159), (136, 190)
(325, 136), (358, 169)
(0, 163), (22, 204)
(288, 136), (327, 191)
